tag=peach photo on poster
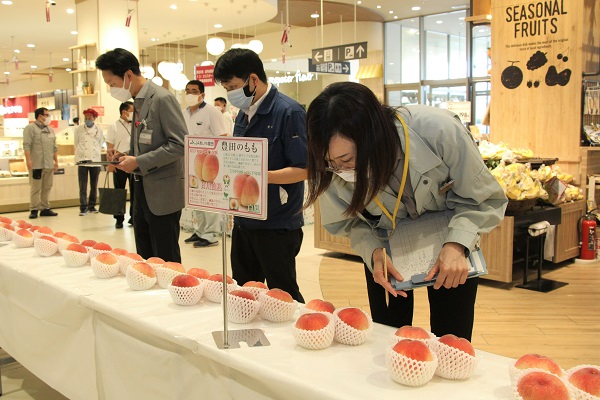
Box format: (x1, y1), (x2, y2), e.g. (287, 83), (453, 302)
(233, 174), (260, 209)
(194, 152), (219, 183)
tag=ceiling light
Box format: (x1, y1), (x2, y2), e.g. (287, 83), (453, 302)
(311, 12), (319, 18)
(151, 37), (159, 42)
(271, 58), (277, 62)
(170, 4), (177, 10)
(71, 31), (78, 35)
(411, 6), (420, 11)
(1, 1), (13, 4)
(66, 8), (74, 13)
(376, 5), (381, 9)
(141, 65), (155, 79)
(356, 1), (361, 4)
(206, 37), (225, 56)
(152, 76), (164, 86)
(66, 68), (72, 72)
(14, 49), (20, 53)
(200, 60), (214, 66)
(4, 72), (10, 75)
(27, 43), (35, 48)
(214, 23), (222, 28)
(62, 57), (69, 61)
(248, 39), (263, 54)
(157, 61), (179, 80)
(389, 11), (393, 14)
(170, 73), (189, 90)
(436, 20), (443, 24)
(394, 16), (398, 19)
(31, 65), (37, 69)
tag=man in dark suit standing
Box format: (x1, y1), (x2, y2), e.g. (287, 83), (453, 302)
(96, 48), (187, 263)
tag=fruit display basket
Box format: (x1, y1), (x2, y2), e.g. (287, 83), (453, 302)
(505, 198), (539, 216)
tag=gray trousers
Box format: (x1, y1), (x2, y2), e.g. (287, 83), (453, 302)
(29, 169), (54, 211)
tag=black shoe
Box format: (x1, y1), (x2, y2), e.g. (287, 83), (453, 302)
(193, 238), (218, 248)
(115, 222), (124, 229)
(29, 210), (38, 219)
(184, 233), (201, 243)
(39, 209), (58, 217)
(128, 218), (133, 225)
(88, 208), (98, 214)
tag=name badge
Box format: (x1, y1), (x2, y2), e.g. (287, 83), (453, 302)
(139, 130), (153, 145)
(439, 179), (455, 195)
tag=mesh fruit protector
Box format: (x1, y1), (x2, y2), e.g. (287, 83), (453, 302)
(385, 346), (438, 387)
(33, 237), (58, 257)
(227, 292), (261, 323)
(292, 313), (335, 350)
(125, 267), (157, 290)
(62, 249), (89, 267)
(169, 282), (204, 306)
(258, 292), (297, 322)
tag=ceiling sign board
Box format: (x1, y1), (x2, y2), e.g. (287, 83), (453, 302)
(311, 42), (368, 63)
(308, 60), (351, 75)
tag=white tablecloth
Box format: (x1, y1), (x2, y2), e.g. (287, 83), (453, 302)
(0, 243), (515, 400)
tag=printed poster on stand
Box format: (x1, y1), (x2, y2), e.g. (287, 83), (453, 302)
(185, 136), (268, 221)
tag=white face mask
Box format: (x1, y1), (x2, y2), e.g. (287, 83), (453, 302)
(227, 78), (255, 110)
(110, 75), (133, 102)
(185, 94), (201, 107)
(334, 169), (356, 183)
(125, 112), (133, 121)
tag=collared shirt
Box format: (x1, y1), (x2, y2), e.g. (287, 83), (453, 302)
(74, 124), (104, 164)
(107, 117), (132, 153)
(245, 82), (272, 122)
(22, 121), (57, 169)
(221, 110), (234, 134)
(183, 102), (228, 136)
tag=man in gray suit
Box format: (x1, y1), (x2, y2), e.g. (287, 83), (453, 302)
(96, 48), (187, 263)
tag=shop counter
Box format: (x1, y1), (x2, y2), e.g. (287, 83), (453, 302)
(0, 243), (515, 400)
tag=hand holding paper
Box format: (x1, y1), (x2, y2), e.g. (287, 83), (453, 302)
(424, 242), (469, 290)
(372, 248), (407, 299)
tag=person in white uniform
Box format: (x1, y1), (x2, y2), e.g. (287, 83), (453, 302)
(74, 108), (105, 216)
(182, 80), (229, 247)
(214, 96), (234, 134)
(106, 101), (134, 228)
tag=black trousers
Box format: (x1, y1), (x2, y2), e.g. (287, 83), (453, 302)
(78, 166), (101, 212)
(113, 168), (134, 223)
(364, 264), (479, 341)
(231, 226), (304, 302)
(132, 180), (182, 263)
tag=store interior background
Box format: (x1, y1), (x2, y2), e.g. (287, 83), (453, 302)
(1, 0), (600, 398)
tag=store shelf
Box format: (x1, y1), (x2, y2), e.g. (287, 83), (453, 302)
(465, 14), (491, 24)
(69, 43), (96, 50)
(71, 93), (97, 98)
(69, 68), (96, 74)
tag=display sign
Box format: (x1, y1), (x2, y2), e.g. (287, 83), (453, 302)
(308, 60), (351, 75)
(195, 65), (215, 87)
(37, 97), (56, 110)
(446, 101), (471, 123)
(311, 41), (367, 63)
(185, 136), (268, 220)
(1, 95), (36, 118)
(90, 106), (104, 116)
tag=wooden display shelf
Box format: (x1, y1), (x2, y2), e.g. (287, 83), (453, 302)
(69, 68), (96, 74)
(71, 93), (97, 98)
(68, 43), (96, 50)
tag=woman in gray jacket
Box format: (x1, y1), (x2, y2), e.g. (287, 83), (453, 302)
(305, 82), (507, 340)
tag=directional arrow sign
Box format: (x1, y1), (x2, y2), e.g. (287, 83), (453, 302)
(308, 60), (351, 75)
(311, 41), (368, 63)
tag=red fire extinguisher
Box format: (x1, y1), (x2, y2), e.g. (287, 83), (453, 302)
(580, 215), (597, 260)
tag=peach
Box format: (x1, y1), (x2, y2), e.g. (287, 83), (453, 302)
(188, 267), (211, 280)
(66, 243), (87, 253)
(0, 216), (13, 224)
(131, 262), (155, 278)
(337, 307), (369, 330)
(515, 354), (562, 376)
(111, 248), (129, 256)
(163, 261), (185, 272)
(517, 371), (569, 400)
(39, 235), (57, 243)
(171, 274), (200, 287)
(17, 220), (32, 229)
(194, 153), (219, 183)
(392, 339), (434, 362)
(146, 256), (165, 265)
(243, 281), (268, 289)
(124, 253), (144, 261)
(230, 289), (256, 301)
(395, 325), (431, 340)
(81, 239), (97, 247)
(438, 334), (475, 357)
(233, 174), (260, 207)
(36, 226), (54, 235)
(92, 242), (112, 251)
(1, 223), (14, 231)
(96, 252), (119, 265)
(53, 232), (68, 238)
(295, 313), (329, 331)
(568, 366), (600, 396)
(62, 234), (79, 244)
(265, 288), (293, 303)
(29, 226), (40, 232)
(305, 299), (335, 314)
(209, 273), (234, 284)
(16, 229), (33, 238)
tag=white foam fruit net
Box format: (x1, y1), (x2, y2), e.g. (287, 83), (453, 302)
(91, 258), (120, 279)
(169, 282), (204, 306)
(156, 267), (186, 289)
(511, 369), (576, 400)
(434, 340), (479, 380)
(125, 267), (157, 290)
(147, 262), (164, 272)
(565, 365), (600, 400)
(13, 233), (34, 248)
(57, 238), (77, 254)
(62, 249), (89, 267)
(0, 227), (13, 242)
(33, 230), (52, 240)
(119, 255), (144, 275)
(227, 292), (261, 323)
(241, 286), (268, 299)
(258, 293), (297, 322)
(204, 280), (238, 303)
(391, 331), (436, 347)
(33, 238), (58, 257)
(88, 248), (110, 260)
(385, 346), (439, 387)
(292, 313), (335, 350)
(333, 308), (374, 346)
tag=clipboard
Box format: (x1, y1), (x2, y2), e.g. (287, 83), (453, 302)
(76, 160), (120, 166)
(386, 210), (488, 291)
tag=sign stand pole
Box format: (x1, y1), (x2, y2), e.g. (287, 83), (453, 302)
(212, 212), (270, 349)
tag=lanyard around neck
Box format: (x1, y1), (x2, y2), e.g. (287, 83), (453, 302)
(373, 114), (410, 233)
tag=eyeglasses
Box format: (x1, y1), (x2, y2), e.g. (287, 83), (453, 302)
(324, 160), (354, 173)
(43, 114), (50, 117)
(185, 90), (202, 95)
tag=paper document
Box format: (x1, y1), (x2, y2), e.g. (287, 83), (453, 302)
(388, 211), (487, 290)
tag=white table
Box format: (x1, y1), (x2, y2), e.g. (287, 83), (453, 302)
(0, 243), (515, 400)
